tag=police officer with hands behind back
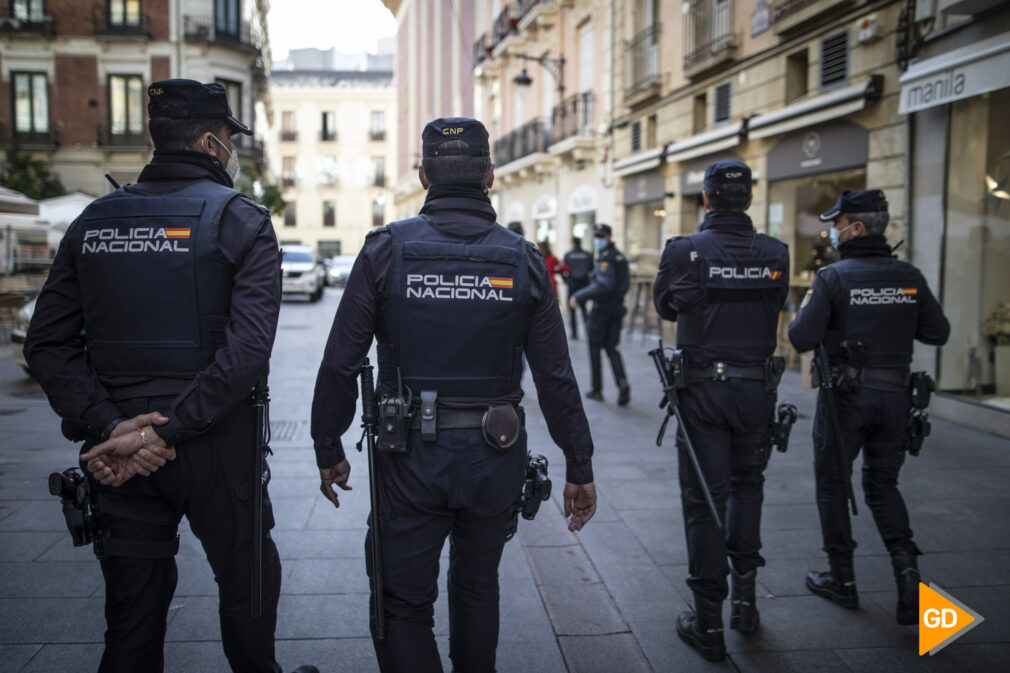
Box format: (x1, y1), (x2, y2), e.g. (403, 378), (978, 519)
(312, 117), (597, 673)
(25, 80), (317, 673)
(653, 160), (790, 662)
(569, 224), (631, 405)
(788, 189), (949, 626)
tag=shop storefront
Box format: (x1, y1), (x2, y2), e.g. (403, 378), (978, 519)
(622, 169), (666, 261)
(532, 194), (558, 246)
(765, 120), (869, 280)
(902, 29), (1010, 427)
(568, 184), (598, 244)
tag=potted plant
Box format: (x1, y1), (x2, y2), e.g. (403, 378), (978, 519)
(983, 301), (1010, 395)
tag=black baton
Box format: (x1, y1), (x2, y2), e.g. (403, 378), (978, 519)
(250, 377), (271, 617)
(649, 345), (723, 531)
(356, 359), (386, 641)
(814, 345), (858, 516)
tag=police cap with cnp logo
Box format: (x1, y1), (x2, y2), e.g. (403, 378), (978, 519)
(147, 79), (252, 136)
(703, 159), (752, 196)
(819, 189), (888, 222)
(594, 224), (613, 237)
(422, 117), (490, 157)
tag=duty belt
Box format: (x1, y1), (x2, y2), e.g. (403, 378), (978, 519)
(688, 361), (766, 383)
(855, 367), (910, 391)
(409, 405), (525, 430)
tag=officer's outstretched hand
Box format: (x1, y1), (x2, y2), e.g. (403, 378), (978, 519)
(568, 296), (578, 309)
(319, 459), (352, 509)
(563, 481), (597, 532)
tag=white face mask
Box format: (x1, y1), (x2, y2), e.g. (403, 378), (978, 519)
(209, 133), (240, 182)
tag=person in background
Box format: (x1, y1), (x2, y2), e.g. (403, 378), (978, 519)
(538, 240), (562, 297)
(562, 237), (593, 339)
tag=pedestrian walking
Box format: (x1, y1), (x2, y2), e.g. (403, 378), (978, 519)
(562, 237), (593, 339)
(311, 117), (597, 673)
(538, 240), (562, 297)
(570, 224), (631, 405)
(653, 160), (790, 661)
(789, 189), (950, 625)
(25, 79), (317, 673)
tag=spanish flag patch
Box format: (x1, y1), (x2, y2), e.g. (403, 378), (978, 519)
(164, 228), (192, 239)
(488, 277), (514, 289)
(902, 288), (918, 295)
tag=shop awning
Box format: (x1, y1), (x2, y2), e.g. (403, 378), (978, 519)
(613, 146), (664, 178)
(664, 122), (743, 164)
(898, 32), (1010, 114)
(747, 77), (883, 140)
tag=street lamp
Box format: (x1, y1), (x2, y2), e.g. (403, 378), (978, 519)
(511, 53), (565, 99)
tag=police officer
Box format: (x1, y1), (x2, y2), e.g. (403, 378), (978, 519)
(653, 160), (789, 662)
(569, 224), (631, 405)
(562, 237), (593, 339)
(25, 80), (316, 673)
(311, 117), (597, 673)
(789, 190), (949, 625)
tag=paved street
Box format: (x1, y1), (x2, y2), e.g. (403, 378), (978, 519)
(1, 286), (1008, 672)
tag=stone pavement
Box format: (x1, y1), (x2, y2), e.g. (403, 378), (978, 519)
(0, 287), (1008, 672)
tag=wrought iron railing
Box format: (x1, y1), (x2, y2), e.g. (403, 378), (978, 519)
(626, 24), (661, 97)
(683, 0), (736, 70)
(551, 92), (594, 144)
(494, 118), (551, 166)
(183, 15), (260, 50)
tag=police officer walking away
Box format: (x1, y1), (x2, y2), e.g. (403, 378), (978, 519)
(25, 80), (317, 673)
(653, 160), (789, 661)
(311, 117), (597, 673)
(562, 237), (593, 339)
(569, 224), (631, 404)
(789, 190), (949, 625)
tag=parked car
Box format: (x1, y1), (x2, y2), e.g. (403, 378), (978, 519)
(326, 255), (357, 287)
(281, 245), (326, 302)
(10, 297), (35, 374)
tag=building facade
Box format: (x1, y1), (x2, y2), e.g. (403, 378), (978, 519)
(266, 69), (395, 258)
(898, 0), (1010, 436)
(380, 0), (476, 219)
(0, 0), (270, 196)
(472, 0), (614, 267)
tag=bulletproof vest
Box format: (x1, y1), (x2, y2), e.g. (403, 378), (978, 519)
(74, 180), (240, 377)
(829, 257), (922, 367)
(565, 249), (593, 280)
(379, 215), (530, 398)
(676, 229), (788, 363)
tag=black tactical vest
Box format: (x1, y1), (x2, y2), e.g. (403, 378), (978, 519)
(829, 257), (922, 368)
(379, 215), (530, 399)
(676, 229), (789, 364)
(74, 180), (239, 377)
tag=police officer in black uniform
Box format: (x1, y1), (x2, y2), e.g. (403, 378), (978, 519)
(570, 224), (631, 405)
(789, 189), (949, 625)
(653, 160), (789, 662)
(311, 117), (597, 673)
(25, 80), (316, 673)
(562, 237), (593, 339)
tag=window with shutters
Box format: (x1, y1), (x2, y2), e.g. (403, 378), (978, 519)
(630, 119), (642, 153)
(714, 82), (731, 125)
(12, 72), (49, 142)
(819, 31), (848, 90)
(108, 74), (145, 145)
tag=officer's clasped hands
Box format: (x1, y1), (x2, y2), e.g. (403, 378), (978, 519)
(319, 459), (352, 509)
(563, 481), (597, 531)
(80, 412), (177, 486)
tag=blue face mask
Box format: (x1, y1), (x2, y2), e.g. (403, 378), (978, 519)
(829, 222), (855, 248)
(594, 238), (608, 252)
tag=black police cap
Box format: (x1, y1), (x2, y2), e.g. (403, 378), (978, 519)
(422, 117), (490, 157)
(703, 159), (752, 195)
(147, 79), (252, 136)
(819, 189), (888, 222)
(594, 224), (613, 237)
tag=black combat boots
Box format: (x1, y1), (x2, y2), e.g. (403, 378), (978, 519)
(892, 549), (920, 625)
(730, 567), (760, 632)
(806, 555), (859, 609)
(676, 594), (726, 662)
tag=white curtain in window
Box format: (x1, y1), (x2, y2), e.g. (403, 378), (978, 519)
(14, 74), (32, 132)
(32, 74), (48, 133)
(578, 24), (594, 94)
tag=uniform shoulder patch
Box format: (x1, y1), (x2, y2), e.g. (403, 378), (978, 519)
(527, 240), (543, 257)
(615, 254), (625, 262)
(236, 194), (270, 215)
(365, 225), (390, 239)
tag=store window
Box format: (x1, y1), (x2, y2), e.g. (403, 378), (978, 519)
(767, 169), (865, 279)
(939, 87), (1010, 407)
